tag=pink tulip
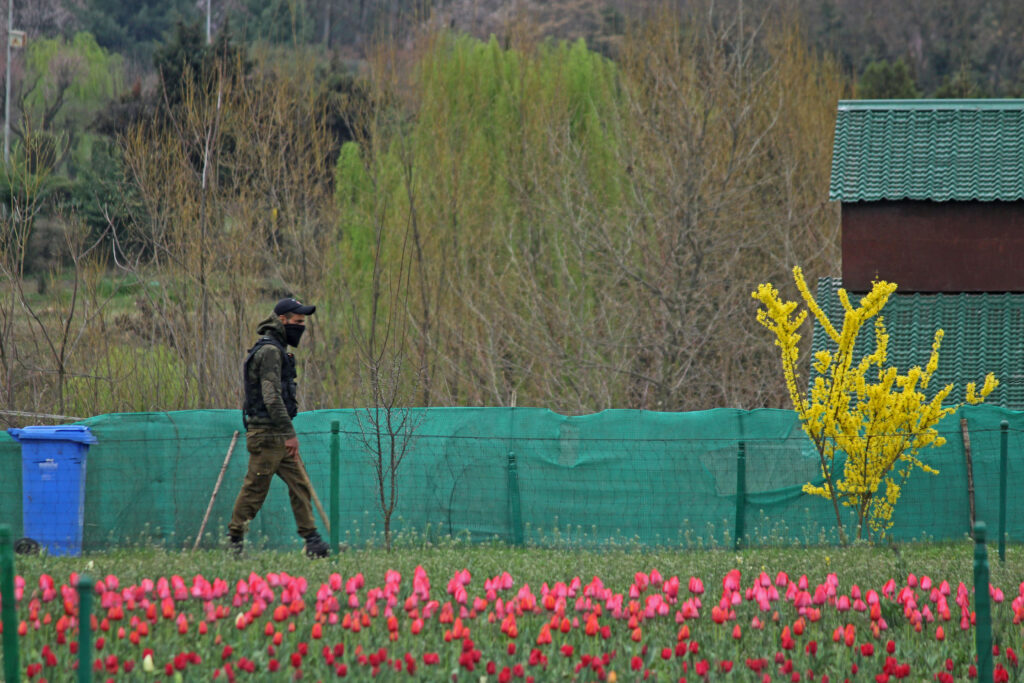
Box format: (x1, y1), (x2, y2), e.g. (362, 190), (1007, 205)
(679, 598), (700, 620)
(412, 566), (430, 599)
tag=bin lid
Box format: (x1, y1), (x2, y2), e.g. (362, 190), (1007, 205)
(7, 425), (97, 444)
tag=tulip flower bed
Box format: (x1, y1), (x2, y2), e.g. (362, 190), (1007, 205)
(4, 545), (1023, 681)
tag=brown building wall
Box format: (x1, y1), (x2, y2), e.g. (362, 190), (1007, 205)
(841, 200), (1024, 292)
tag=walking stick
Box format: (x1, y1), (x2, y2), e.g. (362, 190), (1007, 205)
(295, 452), (331, 536)
(193, 430), (239, 551)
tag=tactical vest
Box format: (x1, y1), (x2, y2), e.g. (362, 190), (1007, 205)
(242, 336), (298, 420)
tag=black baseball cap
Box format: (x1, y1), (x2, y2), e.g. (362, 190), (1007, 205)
(274, 297), (316, 316)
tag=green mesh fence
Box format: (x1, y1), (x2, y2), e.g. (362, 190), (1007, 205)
(1, 405), (1021, 551)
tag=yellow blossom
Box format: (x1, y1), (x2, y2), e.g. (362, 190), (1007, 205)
(753, 267), (999, 543)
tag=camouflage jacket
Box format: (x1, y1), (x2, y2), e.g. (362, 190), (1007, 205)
(242, 316), (298, 438)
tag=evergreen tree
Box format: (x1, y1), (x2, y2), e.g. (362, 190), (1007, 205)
(153, 20), (248, 110)
(856, 58), (920, 99)
(228, 0), (314, 45)
(71, 0), (195, 64)
(934, 64), (987, 98)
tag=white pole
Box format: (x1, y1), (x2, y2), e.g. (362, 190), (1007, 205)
(4, 0), (12, 165)
(206, 0), (211, 44)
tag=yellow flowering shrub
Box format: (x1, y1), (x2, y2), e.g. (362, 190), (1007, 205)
(753, 267), (998, 543)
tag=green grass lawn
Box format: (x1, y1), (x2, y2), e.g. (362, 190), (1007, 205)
(13, 539), (1023, 591)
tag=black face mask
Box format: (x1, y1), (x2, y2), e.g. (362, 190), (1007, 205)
(284, 323), (305, 347)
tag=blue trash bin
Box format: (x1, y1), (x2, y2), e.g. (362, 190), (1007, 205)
(7, 425), (96, 556)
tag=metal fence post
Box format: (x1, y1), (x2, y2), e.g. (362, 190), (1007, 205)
(1, 525), (19, 683)
(507, 452), (524, 546)
(734, 441), (746, 550)
(77, 575), (94, 683)
(330, 420), (340, 551)
(973, 522), (993, 683)
(999, 421), (1008, 564)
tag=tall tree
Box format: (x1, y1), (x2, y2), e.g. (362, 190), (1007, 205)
(934, 64), (987, 98)
(856, 59), (920, 99)
(227, 0), (314, 45)
(17, 32), (122, 174)
(333, 7), (847, 412)
(71, 0), (196, 64)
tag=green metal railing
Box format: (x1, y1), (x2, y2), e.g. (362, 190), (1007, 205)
(77, 575), (94, 683)
(1, 525), (19, 683)
(973, 521), (994, 683)
(735, 441), (747, 550)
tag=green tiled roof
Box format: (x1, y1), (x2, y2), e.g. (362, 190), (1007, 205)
(829, 99), (1024, 202)
(810, 278), (1024, 409)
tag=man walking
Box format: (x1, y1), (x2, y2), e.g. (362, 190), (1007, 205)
(228, 297), (330, 558)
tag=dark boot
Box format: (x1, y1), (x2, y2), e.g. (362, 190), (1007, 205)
(228, 534), (244, 557)
(303, 531), (330, 558)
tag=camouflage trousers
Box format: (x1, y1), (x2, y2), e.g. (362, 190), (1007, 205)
(228, 429), (316, 538)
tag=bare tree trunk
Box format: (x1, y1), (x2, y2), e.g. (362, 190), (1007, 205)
(323, 0), (332, 46)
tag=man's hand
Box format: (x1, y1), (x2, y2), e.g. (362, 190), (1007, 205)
(285, 436), (300, 459)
